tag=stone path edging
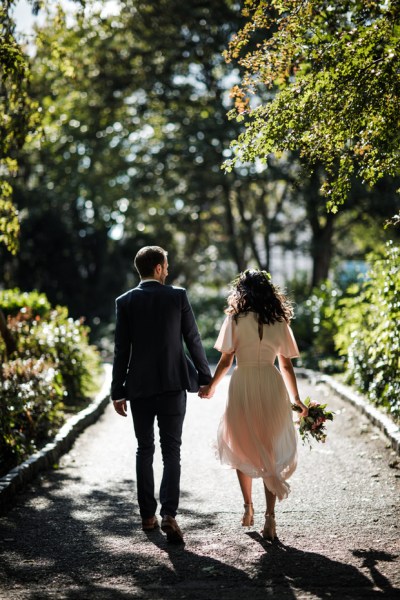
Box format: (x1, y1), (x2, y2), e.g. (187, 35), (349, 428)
(0, 363), (112, 514)
(295, 367), (400, 455)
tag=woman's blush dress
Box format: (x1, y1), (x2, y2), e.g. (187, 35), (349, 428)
(214, 312), (299, 501)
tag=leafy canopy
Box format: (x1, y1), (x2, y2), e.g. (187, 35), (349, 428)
(10, 0), (251, 299)
(224, 0), (400, 211)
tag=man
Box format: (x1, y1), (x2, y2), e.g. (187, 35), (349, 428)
(111, 246), (211, 543)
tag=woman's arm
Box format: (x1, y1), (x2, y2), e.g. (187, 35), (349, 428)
(278, 354), (309, 417)
(198, 352), (235, 398)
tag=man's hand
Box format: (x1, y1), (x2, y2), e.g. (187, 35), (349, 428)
(113, 399), (128, 417)
(198, 384), (215, 399)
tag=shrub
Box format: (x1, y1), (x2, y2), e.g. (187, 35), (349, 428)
(0, 289), (102, 475)
(334, 241), (400, 420)
(8, 306), (101, 404)
(0, 288), (51, 319)
(291, 280), (344, 372)
(0, 357), (64, 474)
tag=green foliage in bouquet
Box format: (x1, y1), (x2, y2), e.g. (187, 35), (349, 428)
(292, 397), (334, 448)
(334, 242), (400, 421)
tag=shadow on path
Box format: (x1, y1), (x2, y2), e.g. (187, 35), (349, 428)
(246, 531), (399, 599)
(0, 467), (398, 599)
(0, 468), (252, 599)
(352, 548), (399, 593)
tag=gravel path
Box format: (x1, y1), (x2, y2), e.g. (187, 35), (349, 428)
(0, 376), (399, 599)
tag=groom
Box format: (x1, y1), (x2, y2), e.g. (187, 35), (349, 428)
(111, 246), (211, 543)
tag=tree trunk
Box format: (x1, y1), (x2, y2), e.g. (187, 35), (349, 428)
(303, 168), (337, 288)
(222, 185), (246, 273)
(255, 192), (271, 271)
(235, 189), (263, 268)
(310, 212), (335, 287)
(259, 184), (287, 273)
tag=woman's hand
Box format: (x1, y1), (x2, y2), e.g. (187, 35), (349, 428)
(198, 352), (234, 400)
(295, 398), (309, 418)
(198, 384), (215, 399)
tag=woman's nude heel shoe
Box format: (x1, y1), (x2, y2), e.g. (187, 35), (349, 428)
(262, 512), (276, 539)
(242, 503), (254, 526)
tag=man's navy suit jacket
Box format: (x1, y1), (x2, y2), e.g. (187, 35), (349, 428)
(111, 281), (212, 400)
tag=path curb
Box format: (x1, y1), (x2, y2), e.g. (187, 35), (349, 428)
(0, 363), (112, 514)
(295, 367), (400, 455)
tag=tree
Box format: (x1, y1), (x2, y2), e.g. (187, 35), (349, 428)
(4, 0), (397, 323)
(298, 166), (400, 286)
(224, 0), (400, 211)
(0, 0), (39, 255)
(3, 0), (256, 326)
(0, 1), (42, 354)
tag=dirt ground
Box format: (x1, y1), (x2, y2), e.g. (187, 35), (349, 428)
(0, 376), (399, 599)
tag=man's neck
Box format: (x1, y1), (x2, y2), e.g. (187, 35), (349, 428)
(141, 278), (162, 284)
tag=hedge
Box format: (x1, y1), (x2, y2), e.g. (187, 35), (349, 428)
(0, 289), (101, 476)
(334, 241), (400, 421)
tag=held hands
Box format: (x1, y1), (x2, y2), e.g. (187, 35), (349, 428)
(198, 384), (215, 399)
(198, 353), (232, 400)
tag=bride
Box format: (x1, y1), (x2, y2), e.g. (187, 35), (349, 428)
(199, 269), (308, 539)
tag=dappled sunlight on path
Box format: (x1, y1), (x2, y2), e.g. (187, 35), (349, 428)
(0, 376), (399, 599)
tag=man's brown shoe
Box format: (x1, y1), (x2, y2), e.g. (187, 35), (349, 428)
(161, 515), (184, 543)
(142, 516), (159, 531)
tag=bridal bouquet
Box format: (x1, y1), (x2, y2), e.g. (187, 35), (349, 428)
(292, 397), (334, 447)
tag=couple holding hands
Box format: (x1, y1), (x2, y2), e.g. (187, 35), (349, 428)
(111, 246), (308, 544)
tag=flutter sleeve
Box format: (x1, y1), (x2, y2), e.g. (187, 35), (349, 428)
(279, 322), (300, 359)
(214, 315), (235, 353)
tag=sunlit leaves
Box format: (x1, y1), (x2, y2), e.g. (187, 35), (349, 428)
(13, 0), (254, 291)
(224, 0), (400, 209)
(0, 288), (102, 472)
(334, 241), (400, 418)
(0, 187), (19, 255)
(0, 2), (40, 253)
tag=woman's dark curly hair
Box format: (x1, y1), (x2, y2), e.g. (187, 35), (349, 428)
(226, 269), (294, 325)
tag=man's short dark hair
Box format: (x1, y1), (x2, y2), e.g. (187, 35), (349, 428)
(134, 246), (167, 278)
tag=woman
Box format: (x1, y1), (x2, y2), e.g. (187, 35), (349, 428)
(200, 270), (308, 539)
